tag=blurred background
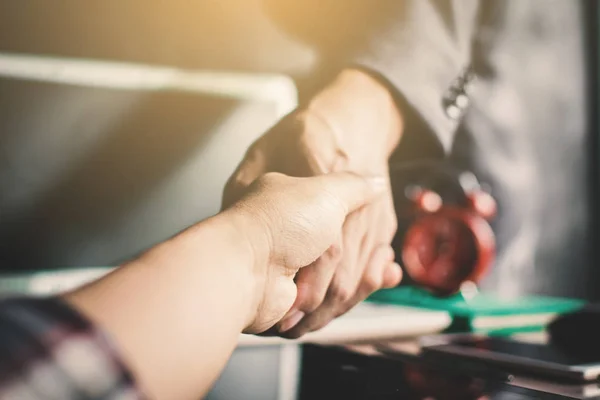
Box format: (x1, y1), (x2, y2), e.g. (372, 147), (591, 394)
(1, 0), (597, 296)
(0, 0), (317, 270)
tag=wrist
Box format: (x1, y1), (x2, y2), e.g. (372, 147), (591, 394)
(215, 208), (272, 331)
(64, 216), (263, 399)
(305, 68), (403, 165)
(142, 214), (262, 332)
(294, 109), (393, 176)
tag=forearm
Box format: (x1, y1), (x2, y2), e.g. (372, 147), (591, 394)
(64, 213), (257, 400)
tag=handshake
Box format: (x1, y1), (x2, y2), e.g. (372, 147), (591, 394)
(221, 170), (401, 335)
(220, 100), (405, 335)
(62, 69), (493, 399)
(221, 69), (405, 336)
(220, 69), (496, 337)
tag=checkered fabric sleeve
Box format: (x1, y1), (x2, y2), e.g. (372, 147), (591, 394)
(0, 296), (143, 400)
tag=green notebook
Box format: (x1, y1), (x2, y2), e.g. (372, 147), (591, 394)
(368, 287), (585, 334)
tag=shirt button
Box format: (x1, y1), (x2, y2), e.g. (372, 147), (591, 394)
(456, 92), (469, 108)
(446, 104), (461, 119)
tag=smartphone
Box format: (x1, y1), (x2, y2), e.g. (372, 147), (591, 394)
(420, 334), (600, 382)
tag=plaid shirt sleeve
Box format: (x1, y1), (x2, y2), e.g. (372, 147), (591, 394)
(0, 296), (142, 400)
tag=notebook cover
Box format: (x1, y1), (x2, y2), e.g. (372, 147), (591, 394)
(367, 287), (585, 318)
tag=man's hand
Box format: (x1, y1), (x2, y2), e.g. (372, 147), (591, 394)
(223, 69), (404, 337)
(224, 172), (387, 334)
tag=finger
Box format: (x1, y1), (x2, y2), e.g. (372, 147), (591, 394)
(275, 242), (342, 333)
(335, 245), (395, 317)
(316, 172), (388, 214)
(284, 262), (361, 337)
(381, 262), (403, 289)
(352, 199), (398, 300)
(281, 300), (336, 339)
(302, 194), (398, 328)
(352, 190), (396, 271)
(222, 143), (268, 209)
(280, 211), (365, 337)
(362, 200), (400, 289)
(356, 216), (377, 270)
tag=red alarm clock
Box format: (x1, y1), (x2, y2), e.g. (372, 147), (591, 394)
(391, 164), (497, 296)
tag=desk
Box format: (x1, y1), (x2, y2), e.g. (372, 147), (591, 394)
(207, 304), (450, 400)
(298, 341), (600, 400)
(0, 269), (451, 400)
(237, 302), (451, 347)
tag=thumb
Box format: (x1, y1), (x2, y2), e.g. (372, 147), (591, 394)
(317, 172), (388, 213)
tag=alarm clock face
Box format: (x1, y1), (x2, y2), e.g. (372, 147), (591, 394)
(390, 161), (496, 295)
(402, 212), (481, 295)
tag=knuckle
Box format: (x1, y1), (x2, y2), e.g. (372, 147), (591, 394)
(255, 172), (284, 190)
(361, 272), (383, 293)
(296, 281), (327, 313)
(326, 243), (343, 263)
(300, 292), (326, 314)
(382, 218), (398, 242)
(264, 171), (287, 183)
(327, 281), (353, 304)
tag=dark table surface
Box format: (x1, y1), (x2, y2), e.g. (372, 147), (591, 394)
(297, 341), (600, 400)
